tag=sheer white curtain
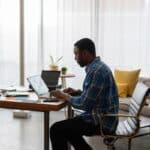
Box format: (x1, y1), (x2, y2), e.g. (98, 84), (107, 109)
(42, 0), (150, 88)
(0, 0), (19, 86)
(1, 0), (150, 87)
(24, 0), (42, 81)
(42, 0), (150, 89)
(98, 0), (150, 77)
(43, 0), (98, 88)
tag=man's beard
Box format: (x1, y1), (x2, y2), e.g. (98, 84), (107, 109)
(77, 61), (85, 67)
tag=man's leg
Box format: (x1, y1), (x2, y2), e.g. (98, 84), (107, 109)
(50, 117), (99, 150)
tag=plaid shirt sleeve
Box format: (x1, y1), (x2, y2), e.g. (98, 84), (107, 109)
(69, 69), (105, 111)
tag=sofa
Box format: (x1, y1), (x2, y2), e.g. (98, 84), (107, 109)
(119, 77), (150, 117)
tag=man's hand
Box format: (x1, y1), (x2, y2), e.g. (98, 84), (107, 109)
(50, 90), (71, 101)
(63, 87), (77, 94)
(63, 87), (81, 96)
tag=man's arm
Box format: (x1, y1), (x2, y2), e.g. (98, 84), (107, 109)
(69, 71), (105, 111)
(63, 87), (82, 96)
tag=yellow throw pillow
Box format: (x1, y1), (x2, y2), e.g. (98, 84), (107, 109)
(117, 83), (128, 98)
(114, 69), (141, 96)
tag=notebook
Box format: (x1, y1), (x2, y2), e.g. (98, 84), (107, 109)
(6, 91), (29, 97)
(41, 70), (61, 90)
(27, 75), (59, 102)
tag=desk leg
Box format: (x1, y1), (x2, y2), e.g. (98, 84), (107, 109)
(67, 104), (73, 150)
(44, 111), (49, 150)
(61, 78), (67, 89)
(67, 104), (73, 119)
(61, 76), (73, 150)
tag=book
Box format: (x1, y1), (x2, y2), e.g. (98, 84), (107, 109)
(6, 91), (29, 97)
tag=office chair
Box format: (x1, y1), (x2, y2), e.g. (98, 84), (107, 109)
(100, 82), (150, 150)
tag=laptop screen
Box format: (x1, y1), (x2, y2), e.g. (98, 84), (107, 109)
(41, 70), (60, 88)
(27, 75), (49, 96)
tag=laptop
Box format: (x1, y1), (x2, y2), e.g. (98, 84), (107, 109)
(41, 70), (61, 90)
(27, 75), (59, 102)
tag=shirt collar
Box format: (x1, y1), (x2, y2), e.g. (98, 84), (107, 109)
(85, 56), (101, 73)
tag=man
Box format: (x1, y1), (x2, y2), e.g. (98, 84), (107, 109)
(50, 38), (119, 150)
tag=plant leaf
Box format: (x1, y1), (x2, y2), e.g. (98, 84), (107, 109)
(49, 55), (54, 64)
(55, 56), (63, 64)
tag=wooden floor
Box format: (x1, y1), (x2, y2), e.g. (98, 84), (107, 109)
(0, 108), (150, 150)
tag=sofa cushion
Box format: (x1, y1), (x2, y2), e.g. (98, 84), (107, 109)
(141, 105), (150, 117)
(139, 77), (150, 88)
(117, 83), (128, 97)
(114, 69), (141, 96)
(119, 97), (132, 111)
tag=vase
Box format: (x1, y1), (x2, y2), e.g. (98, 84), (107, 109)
(49, 65), (59, 71)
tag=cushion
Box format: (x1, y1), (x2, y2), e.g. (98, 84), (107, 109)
(145, 97), (150, 105)
(141, 105), (150, 117)
(114, 69), (141, 96)
(117, 83), (128, 97)
(119, 97), (132, 111)
(139, 77), (150, 87)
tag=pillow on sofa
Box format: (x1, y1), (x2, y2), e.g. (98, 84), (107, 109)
(114, 69), (141, 96)
(117, 83), (128, 97)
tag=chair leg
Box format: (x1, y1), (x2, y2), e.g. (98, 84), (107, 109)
(107, 145), (116, 150)
(104, 137), (116, 150)
(128, 138), (132, 150)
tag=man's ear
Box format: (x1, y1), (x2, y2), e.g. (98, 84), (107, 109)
(82, 50), (89, 56)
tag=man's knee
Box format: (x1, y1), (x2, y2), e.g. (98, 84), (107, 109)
(50, 121), (66, 137)
(50, 122), (59, 137)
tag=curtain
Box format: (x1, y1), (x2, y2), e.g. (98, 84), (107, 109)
(43, 0), (150, 88)
(43, 0), (98, 88)
(98, 0), (150, 77)
(24, 0), (42, 82)
(0, 0), (19, 86)
(0, 0), (150, 88)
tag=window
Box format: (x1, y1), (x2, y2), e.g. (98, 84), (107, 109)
(0, 0), (19, 85)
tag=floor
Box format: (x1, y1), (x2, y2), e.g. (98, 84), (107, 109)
(0, 108), (150, 150)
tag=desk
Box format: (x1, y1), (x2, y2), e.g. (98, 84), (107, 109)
(0, 94), (67, 150)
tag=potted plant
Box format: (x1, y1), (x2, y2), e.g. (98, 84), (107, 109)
(61, 66), (67, 75)
(49, 55), (63, 71)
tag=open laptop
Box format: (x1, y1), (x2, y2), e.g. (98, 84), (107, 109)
(41, 70), (61, 90)
(27, 75), (59, 102)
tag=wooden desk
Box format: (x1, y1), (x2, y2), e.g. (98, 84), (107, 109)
(0, 94), (67, 150)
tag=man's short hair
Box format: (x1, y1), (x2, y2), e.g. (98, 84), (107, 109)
(74, 38), (96, 56)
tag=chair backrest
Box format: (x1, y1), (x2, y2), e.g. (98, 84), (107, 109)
(116, 82), (150, 136)
(129, 82), (150, 118)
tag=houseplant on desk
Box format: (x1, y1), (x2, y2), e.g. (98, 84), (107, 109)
(61, 67), (67, 75)
(49, 55), (63, 71)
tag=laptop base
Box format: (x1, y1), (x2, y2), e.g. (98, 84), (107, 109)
(13, 110), (31, 119)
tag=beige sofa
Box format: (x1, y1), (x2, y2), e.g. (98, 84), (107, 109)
(119, 77), (150, 117)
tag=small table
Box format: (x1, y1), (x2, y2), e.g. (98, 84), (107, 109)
(0, 93), (67, 150)
(60, 74), (75, 89)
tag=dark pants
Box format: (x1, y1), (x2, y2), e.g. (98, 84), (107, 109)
(50, 117), (100, 150)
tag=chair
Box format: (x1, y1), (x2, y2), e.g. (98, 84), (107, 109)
(100, 82), (150, 150)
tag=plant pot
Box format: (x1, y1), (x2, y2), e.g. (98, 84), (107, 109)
(49, 65), (59, 71)
(61, 70), (67, 75)
(61, 67), (67, 75)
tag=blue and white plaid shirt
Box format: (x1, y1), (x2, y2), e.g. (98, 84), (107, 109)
(69, 57), (119, 133)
